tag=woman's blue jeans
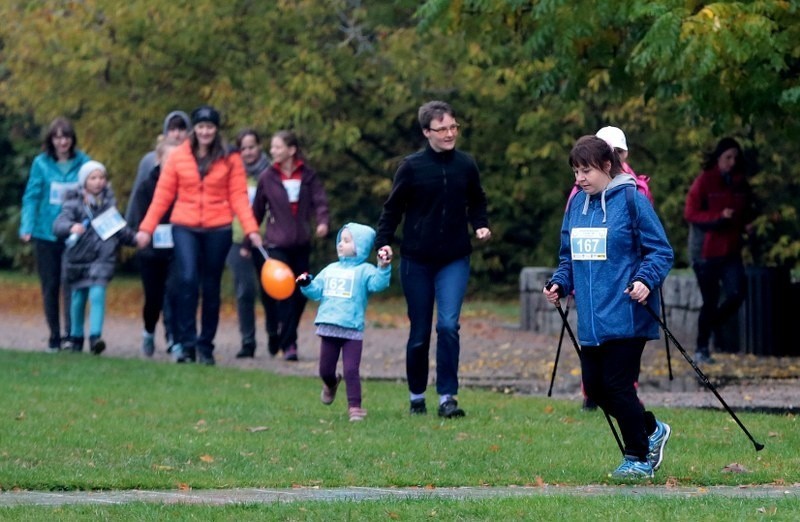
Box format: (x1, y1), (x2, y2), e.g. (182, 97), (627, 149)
(171, 226), (232, 356)
(400, 256), (470, 397)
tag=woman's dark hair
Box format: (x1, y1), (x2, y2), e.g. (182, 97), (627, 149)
(568, 135), (622, 176)
(273, 130), (305, 161)
(43, 117), (77, 159)
(702, 137), (743, 172)
(236, 128), (261, 149)
(189, 128), (227, 163)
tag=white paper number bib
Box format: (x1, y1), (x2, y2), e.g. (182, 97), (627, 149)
(322, 268), (355, 299)
(91, 207), (126, 241)
(49, 181), (79, 205)
(152, 224), (174, 249)
(571, 227), (608, 260)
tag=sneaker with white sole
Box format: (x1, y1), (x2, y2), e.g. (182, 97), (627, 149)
(348, 407), (367, 422)
(647, 419), (671, 471)
(142, 332), (155, 357)
(321, 374), (342, 405)
(610, 456), (654, 480)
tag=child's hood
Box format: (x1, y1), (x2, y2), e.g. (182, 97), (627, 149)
(337, 222), (376, 265)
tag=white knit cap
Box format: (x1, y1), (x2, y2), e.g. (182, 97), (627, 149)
(596, 126), (628, 151)
(77, 160), (107, 187)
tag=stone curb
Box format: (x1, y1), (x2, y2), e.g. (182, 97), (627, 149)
(1, 485), (798, 506)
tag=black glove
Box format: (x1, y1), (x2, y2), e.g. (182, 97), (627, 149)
(296, 272), (313, 287)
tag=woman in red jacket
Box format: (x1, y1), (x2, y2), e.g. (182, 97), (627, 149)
(136, 106), (262, 365)
(684, 137), (756, 364)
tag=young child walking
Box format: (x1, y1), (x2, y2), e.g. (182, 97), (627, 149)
(53, 161), (136, 354)
(296, 223), (391, 422)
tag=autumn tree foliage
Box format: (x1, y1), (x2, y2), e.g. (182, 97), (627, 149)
(1, 0), (798, 287)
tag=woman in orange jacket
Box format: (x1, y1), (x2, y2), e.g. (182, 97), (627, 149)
(136, 106), (262, 364)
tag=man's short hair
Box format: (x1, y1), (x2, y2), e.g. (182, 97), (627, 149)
(418, 101), (455, 130)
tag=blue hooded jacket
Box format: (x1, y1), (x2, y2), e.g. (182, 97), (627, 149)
(301, 222), (391, 331)
(550, 175), (674, 347)
(20, 150), (91, 241)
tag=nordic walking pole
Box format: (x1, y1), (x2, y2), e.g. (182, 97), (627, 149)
(629, 284), (764, 452)
(547, 295), (570, 397)
(659, 287), (674, 380)
(545, 282), (625, 455)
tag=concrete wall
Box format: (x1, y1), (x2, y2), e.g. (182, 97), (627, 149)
(519, 266), (794, 356)
(519, 267), (699, 348)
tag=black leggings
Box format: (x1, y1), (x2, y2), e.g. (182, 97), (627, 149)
(580, 338), (653, 460)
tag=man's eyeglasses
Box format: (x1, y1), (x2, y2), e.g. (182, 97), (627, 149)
(427, 123), (460, 135)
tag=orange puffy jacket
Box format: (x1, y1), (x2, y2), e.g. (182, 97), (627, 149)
(139, 141), (258, 236)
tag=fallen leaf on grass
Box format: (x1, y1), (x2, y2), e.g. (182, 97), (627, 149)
(247, 426), (270, 432)
(757, 506), (778, 515)
(199, 454), (214, 463)
(722, 462), (749, 473)
(15, 411), (24, 421)
(543, 405), (554, 414)
(177, 483), (191, 491)
(153, 465), (174, 471)
(664, 476), (679, 488)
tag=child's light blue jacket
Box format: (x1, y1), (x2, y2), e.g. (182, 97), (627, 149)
(301, 222), (391, 331)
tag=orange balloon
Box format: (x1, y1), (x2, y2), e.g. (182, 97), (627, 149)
(260, 258), (296, 300)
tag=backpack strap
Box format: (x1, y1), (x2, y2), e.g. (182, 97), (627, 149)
(626, 185), (641, 256)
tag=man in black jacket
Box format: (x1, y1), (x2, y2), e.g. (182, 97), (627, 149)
(376, 100), (491, 418)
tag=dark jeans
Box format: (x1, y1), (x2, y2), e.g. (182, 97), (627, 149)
(693, 257), (746, 352)
(253, 245), (310, 353)
(171, 226), (232, 356)
(138, 252), (176, 343)
(34, 238), (70, 347)
(319, 336), (363, 408)
(581, 338), (650, 461)
(226, 243), (257, 348)
(401, 256), (470, 397)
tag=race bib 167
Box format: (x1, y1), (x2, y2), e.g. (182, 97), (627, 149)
(570, 227), (608, 260)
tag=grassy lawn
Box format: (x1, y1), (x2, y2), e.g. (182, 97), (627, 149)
(3, 496), (798, 521)
(0, 349), (797, 518)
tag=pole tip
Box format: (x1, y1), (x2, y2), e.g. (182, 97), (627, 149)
(754, 442), (765, 452)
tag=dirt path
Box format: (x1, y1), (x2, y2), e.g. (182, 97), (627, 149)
(2, 296), (799, 413)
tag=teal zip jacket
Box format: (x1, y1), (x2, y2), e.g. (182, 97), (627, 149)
(301, 223), (391, 331)
(550, 175), (674, 347)
(19, 150), (91, 241)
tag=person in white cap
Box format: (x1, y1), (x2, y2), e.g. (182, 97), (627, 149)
(53, 160), (137, 354)
(595, 126), (652, 204)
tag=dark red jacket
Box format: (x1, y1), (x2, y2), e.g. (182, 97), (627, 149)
(684, 166), (755, 260)
(250, 163), (329, 248)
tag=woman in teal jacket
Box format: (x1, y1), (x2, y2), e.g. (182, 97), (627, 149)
(297, 222), (391, 422)
(19, 117), (90, 352)
(543, 135), (673, 480)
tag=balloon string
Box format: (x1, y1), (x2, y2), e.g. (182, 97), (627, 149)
(257, 245), (269, 260)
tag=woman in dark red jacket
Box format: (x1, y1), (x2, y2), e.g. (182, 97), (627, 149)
(684, 137), (756, 364)
(136, 106), (262, 365)
(249, 130), (329, 361)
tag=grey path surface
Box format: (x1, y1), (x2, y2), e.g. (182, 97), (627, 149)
(1, 485), (798, 506)
(1, 306), (798, 412)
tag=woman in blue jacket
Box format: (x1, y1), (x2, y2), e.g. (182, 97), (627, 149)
(19, 117), (90, 352)
(296, 223), (391, 422)
(543, 135), (673, 480)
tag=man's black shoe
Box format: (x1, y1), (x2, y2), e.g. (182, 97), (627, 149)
(197, 352), (216, 366)
(409, 399), (427, 415)
(235, 344), (255, 358)
(438, 399), (465, 419)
